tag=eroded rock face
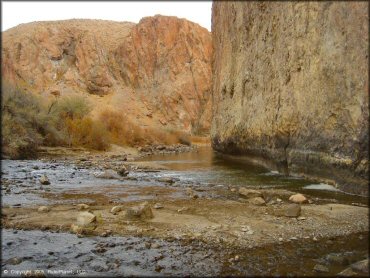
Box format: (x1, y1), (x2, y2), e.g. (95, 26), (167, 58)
(211, 2), (369, 194)
(2, 16), (212, 134)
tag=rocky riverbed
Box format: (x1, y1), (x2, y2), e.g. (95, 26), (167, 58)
(1, 146), (369, 277)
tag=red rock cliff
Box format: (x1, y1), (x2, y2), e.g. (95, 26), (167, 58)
(2, 16), (212, 134)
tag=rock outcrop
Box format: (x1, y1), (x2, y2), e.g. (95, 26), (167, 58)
(2, 16), (212, 134)
(211, 2), (368, 194)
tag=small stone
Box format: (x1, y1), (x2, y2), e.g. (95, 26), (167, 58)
(238, 188), (262, 198)
(39, 175), (50, 185)
(279, 237), (283, 242)
(155, 265), (164, 272)
(38, 206), (50, 213)
(145, 242), (152, 249)
(338, 267), (357, 276)
(276, 198), (282, 202)
(177, 207), (188, 213)
(284, 204), (301, 217)
(110, 206), (123, 214)
(158, 177), (174, 184)
(76, 204), (90, 210)
(234, 255), (240, 262)
(8, 257), (22, 265)
(289, 193), (308, 204)
(117, 165), (129, 177)
(94, 170), (120, 179)
(151, 243), (160, 249)
(230, 188), (236, 192)
(123, 202), (153, 220)
(71, 224), (83, 234)
(77, 211), (96, 226)
(313, 264), (329, 273)
(153, 203), (164, 209)
(249, 197), (266, 206)
(297, 216), (306, 220)
(313, 237), (318, 241)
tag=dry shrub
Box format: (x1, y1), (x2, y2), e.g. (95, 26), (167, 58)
(2, 86), (45, 158)
(65, 117), (109, 151)
(98, 109), (147, 146)
(98, 109), (187, 147)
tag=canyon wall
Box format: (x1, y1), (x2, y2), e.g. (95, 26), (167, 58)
(2, 16), (212, 135)
(211, 2), (368, 194)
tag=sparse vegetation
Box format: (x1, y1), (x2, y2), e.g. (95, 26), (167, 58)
(2, 87), (48, 158)
(1, 85), (194, 158)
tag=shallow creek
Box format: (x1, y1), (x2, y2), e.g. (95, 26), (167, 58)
(1, 147), (369, 276)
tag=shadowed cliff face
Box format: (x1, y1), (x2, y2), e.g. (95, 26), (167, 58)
(211, 2), (369, 194)
(2, 16), (212, 134)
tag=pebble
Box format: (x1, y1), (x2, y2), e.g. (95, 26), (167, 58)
(154, 203), (164, 209)
(313, 264), (329, 273)
(38, 206), (50, 213)
(76, 204), (90, 210)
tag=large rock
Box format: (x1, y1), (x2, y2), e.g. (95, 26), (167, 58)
(2, 16), (212, 135)
(211, 2), (369, 194)
(238, 188), (262, 199)
(123, 202), (154, 220)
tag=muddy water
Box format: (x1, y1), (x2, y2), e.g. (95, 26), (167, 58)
(138, 147), (369, 205)
(1, 147), (369, 276)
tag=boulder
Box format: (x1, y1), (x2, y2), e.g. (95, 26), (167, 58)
(289, 193), (308, 204)
(38, 206), (50, 213)
(249, 197), (266, 206)
(110, 205), (123, 214)
(76, 204), (90, 210)
(39, 175), (50, 185)
(123, 202), (153, 220)
(77, 211), (96, 226)
(238, 188), (262, 199)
